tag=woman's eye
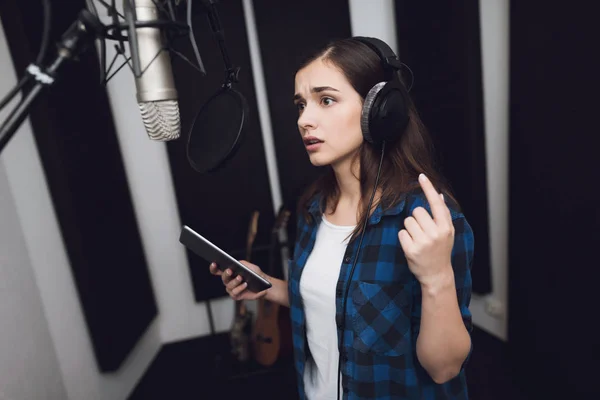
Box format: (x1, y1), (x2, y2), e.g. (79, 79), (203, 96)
(322, 97), (335, 106)
(295, 103), (305, 111)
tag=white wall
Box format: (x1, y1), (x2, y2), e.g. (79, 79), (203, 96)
(348, 0), (510, 341)
(0, 160), (67, 400)
(349, 0), (398, 53)
(470, 0), (509, 341)
(0, 17), (159, 400)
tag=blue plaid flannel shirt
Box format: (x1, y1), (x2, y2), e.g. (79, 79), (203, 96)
(287, 189), (474, 399)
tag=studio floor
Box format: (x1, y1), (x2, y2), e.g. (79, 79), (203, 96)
(129, 326), (528, 400)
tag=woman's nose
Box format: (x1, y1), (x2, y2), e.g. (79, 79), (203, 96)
(297, 105), (317, 131)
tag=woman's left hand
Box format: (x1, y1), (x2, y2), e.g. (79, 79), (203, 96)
(398, 173), (455, 287)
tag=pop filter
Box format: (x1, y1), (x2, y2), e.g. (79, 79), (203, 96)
(186, 86), (248, 174)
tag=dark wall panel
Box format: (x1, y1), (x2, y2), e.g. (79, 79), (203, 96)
(167, 0), (275, 302)
(394, 1), (492, 294)
(0, 0), (157, 372)
(508, 2), (598, 398)
(252, 0), (352, 245)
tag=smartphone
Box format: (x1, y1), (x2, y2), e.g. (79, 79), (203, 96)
(179, 225), (272, 293)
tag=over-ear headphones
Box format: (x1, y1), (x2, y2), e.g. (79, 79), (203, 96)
(352, 36), (412, 146)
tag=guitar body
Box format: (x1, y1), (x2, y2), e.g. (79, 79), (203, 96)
(252, 298), (281, 366)
(252, 206), (293, 366)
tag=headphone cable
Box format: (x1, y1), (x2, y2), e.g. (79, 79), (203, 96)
(336, 140), (386, 400)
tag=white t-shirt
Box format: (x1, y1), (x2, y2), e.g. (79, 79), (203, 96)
(299, 215), (356, 400)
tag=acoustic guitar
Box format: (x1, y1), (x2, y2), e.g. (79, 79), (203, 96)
(252, 206), (293, 366)
(229, 210), (259, 363)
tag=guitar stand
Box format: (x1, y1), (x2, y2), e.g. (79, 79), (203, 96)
(202, 298), (227, 375)
(202, 298), (284, 383)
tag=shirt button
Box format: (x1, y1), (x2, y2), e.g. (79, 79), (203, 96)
(343, 255), (352, 263)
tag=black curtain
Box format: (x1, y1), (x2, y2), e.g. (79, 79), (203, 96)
(394, 1), (492, 295)
(251, 0), (352, 246)
(0, 0), (157, 372)
(508, 2), (599, 398)
(167, 0), (275, 302)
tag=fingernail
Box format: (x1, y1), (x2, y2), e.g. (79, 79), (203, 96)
(440, 193), (444, 201)
(210, 262), (215, 267)
(227, 269), (232, 275)
(419, 173), (427, 182)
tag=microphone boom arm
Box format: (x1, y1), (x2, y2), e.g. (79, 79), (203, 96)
(0, 9), (102, 155)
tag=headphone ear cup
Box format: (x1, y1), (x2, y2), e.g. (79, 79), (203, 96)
(361, 82), (387, 144)
(362, 81), (411, 145)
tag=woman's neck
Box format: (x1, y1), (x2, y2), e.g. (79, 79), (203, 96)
(328, 155), (382, 223)
(332, 157), (361, 207)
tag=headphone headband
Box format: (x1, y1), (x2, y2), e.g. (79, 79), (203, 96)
(353, 36), (413, 91)
(352, 36), (403, 81)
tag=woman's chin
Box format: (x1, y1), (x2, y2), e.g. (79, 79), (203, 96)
(307, 153), (331, 167)
(308, 150), (357, 169)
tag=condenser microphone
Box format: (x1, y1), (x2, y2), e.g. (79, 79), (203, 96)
(123, 0), (181, 141)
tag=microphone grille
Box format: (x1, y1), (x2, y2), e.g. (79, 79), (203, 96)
(138, 100), (181, 141)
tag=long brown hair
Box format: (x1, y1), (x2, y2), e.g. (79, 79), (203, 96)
(297, 38), (457, 241)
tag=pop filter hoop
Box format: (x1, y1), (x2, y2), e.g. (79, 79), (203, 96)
(186, 84), (249, 174)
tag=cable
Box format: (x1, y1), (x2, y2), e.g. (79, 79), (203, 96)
(400, 62), (415, 92)
(84, 0), (107, 84)
(166, 0), (176, 21)
(336, 141), (386, 400)
(36, 0), (52, 64)
(187, 0), (207, 75)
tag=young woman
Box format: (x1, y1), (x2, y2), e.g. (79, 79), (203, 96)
(209, 37), (474, 400)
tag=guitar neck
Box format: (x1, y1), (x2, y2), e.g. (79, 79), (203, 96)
(235, 215), (256, 315)
(267, 206), (290, 279)
(235, 297), (246, 314)
(267, 214), (289, 281)
(266, 231), (278, 279)
(234, 249), (251, 314)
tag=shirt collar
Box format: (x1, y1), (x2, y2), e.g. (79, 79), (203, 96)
(306, 193), (406, 225)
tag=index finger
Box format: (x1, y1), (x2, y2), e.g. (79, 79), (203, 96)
(418, 173), (448, 223)
(209, 262), (222, 276)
